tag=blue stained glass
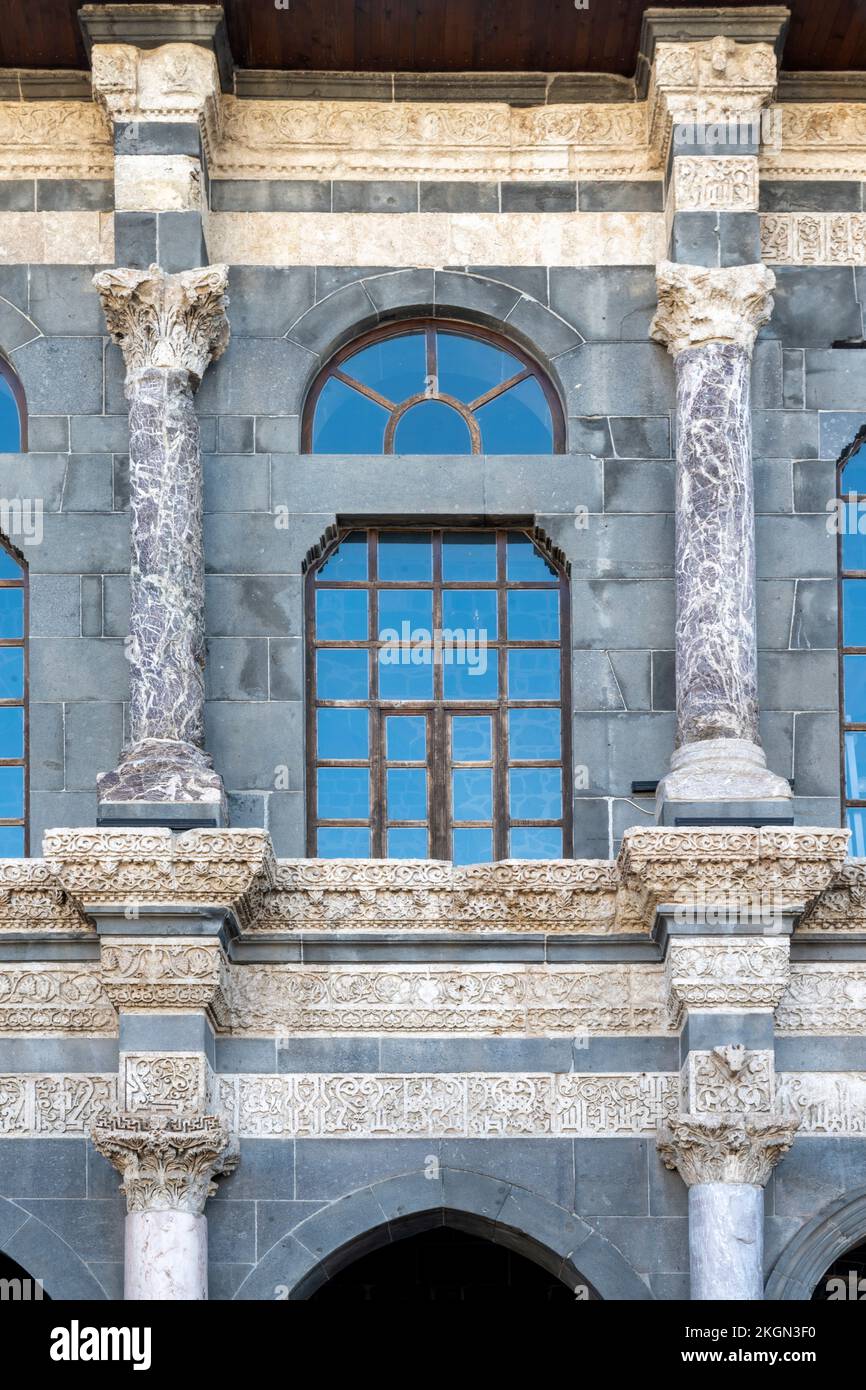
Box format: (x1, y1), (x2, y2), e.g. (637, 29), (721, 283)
(442, 589), (498, 638)
(0, 648), (23, 700)
(317, 708), (369, 760)
(507, 590), (559, 640)
(0, 825), (23, 857)
(0, 587), (23, 639)
(393, 399), (473, 454)
(506, 533), (557, 581)
(452, 715), (492, 762)
(436, 333), (522, 403)
(0, 549), (23, 579)
(342, 333), (426, 404)
(315, 588), (368, 640)
(387, 767), (427, 820)
(510, 826), (563, 859)
(317, 827), (371, 857)
(452, 767), (492, 821)
(378, 532), (432, 581)
(319, 532), (368, 581)
(845, 655), (866, 723)
(842, 515), (866, 571)
(317, 767), (370, 820)
(0, 377), (21, 453)
(846, 731), (866, 799)
(386, 715), (426, 761)
(0, 766), (23, 819)
(509, 767), (562, 820)
(842, 445), (866, 495)
(507, 648), (560, 700)
(508, 708), (561, 761)
(316, 648), (369, 700)
(0, 705), (23, 760)
(452, 826), (493, 865)
(378, 650), (434, 700)
(442, 532), (497, 581)
(388, 827), (428, 858)
(378, 588), (433, 633)
(477, 376), (553, 454)
(312, 377), (389, 453)
(443, 654), (498, 700)
(843, 580), (866, 646)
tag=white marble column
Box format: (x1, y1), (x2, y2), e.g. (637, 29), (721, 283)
(92, 1112), (237, 1301)
(658, 1113), (797, 1300)
(650, 261), (793, 821)
(93, 265), (230, 824)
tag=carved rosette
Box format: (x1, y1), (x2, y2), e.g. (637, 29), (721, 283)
(91, 1111), (238, 1215)
(650, 260), (775, 359)
(93, 263), (230, 387)
(657, 1112), (798, 1187)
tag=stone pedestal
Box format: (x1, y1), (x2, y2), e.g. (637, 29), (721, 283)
(92, 264), (230, 828)
(650, 261), (793, 824)
(91, 1112), (237, 1302)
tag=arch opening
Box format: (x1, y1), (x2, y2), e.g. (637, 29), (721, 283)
(0, 1249), (51, 1300)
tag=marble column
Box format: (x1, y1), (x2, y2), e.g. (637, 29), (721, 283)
(93, 264), (230, 825)
(650, 260), (793, 822)
(92, 1112), (237, 1301)
(658, 1113), (797, 1300)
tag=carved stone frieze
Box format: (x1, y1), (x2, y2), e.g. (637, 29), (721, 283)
(760, 213), (866, 266)
(776, 1072), (866, 1136)
(648, 37), (777, 163)
(92, 264), (230, 386)
(0, 101), (111, 179)
(671, 155), (759, 212)
(0, 964), (115, 1034)
(657, 1112), (798, 1186)
(91, 1111), (237, 1214)
(0, 1073), (116, 1135)
(798, 863), (866, 934)
(121, 1052), (212, 1115)
(225, 963), (669, 1035)
(760, 104), (866, 180)
(90, 42), (221, 141)
(43, 827), (276, 930)
(776, 963), (866, 1034)
(681, 1047), (775, 1115)
(0, 859), (91, 935)
(667, 939), (790, 1024)
(100, 939), (229, 1023)
(650, 260), (775, 358)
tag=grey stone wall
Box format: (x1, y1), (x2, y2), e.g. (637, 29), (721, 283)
(1, 259), (861, 855)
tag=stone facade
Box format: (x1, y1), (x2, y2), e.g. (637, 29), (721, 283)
(0, 4), (865, 1302)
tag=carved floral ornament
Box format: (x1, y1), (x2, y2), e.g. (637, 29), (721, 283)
(92, 264), (230, 387)
(649, 260), (776, 359)
(91, 1111), (238, 1215)
(657, 1113), (798, 1187)
(90, 42), (221, 134)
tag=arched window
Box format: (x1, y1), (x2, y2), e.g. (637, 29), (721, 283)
(306, 527), (571, 862)
(0, 356), (26, 452)
(0, 536), (27, 856)
(303, 321), (563, 454)
(839, 429), (866, 854)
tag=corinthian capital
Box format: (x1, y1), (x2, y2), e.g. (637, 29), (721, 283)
(657, 1112), (798, 1187)
(650, 260), (775, 358)
(93, 263), (229, 386)
(91, 1111), (238, 1215)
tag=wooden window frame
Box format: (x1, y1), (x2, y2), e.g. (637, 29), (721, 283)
(306, 526), (573, 860)
(838, 425), (866, 841)
(301, 318), (566, 454)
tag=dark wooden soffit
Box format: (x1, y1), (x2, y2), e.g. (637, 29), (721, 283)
(1, 0), (865, 76)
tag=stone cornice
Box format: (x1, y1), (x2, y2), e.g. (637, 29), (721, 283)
(0, 859), (91, 935)
(91, 1111), (237, 1214)
(657, 1112), (799, 1186)
(648, 37), (778, 163)
(92, 263), (230, 386)
(666, 938), (791, 1025)
(100, 939), (229, 1023)
(90, 41), (222, 139)
(650, 260), (776, 357)
(79, 4), (235, 94)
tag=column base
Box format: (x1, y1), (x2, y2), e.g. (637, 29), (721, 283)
(656, 738), (794, 826)
(97, 738), (228, 829)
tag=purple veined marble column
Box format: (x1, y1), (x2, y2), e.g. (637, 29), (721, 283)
(650, 261), (793, 822)
(93, 264), (230, 825)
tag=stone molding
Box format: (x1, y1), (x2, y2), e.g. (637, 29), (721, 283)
(650, 259), (776, 357)
(671, 155), (759, 212)
(42, 827), (276, 930)
(92, 263), (230, 387)
(776, 963), (866, 1034)
(90, 41), (221, 138)
(0, 859), (91, 935)
(0, 964), (115, 1034)
(100, 940), (229, 1023)
(0, 101), (111, 180)
(657, 1112), (798, 1186)
(798, 863), (866, 934)
(666, 938), (790, 1024)
(91, 1111), (237, 1214)
(648, 37), (777, 163)
(761, 104), (866, 180)
(79, 3), (234, 93)
(761, 212), (866, 265)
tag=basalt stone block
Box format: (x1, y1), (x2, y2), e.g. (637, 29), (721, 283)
(752, 458), (793, 514)
(571, 796), (610, 859)
(805, 349), (866, 410)
(755, 514), (834, 579)
(204, 637), (269, 701)
(207, 1201), (256, 1264)
(782, 349), (805, 409)
(69, 417), (129, 454)
(500, 181), (576, 212)
(569, 579), (675, 649)
(203, 454), (270, 512)
(760, 180), (862, 212)
(819, 412), (866, 462)
(751, 410), (819, 459)
(226, 791), (266, 829)
(217, 415), (255, 454)
(556, 343), (674, 416)
(757, 650), (837, 710)
(792, 459), (835, 514)
(30, 638), (129, 703)
(609, 416), (672, 459)
(608, 651), (652, 710)
(78, 567), (103, 631)
(29, 702), (64, 790)
(29, 574), (80, 637)
(433, 269), (523, 324)
(196, 338), (313, 416)
(652, 650), (676, 711)
(578, 180), (663, 212)
(791, 579), (836, 649)
(466, 266), (549, 302)
(571, 650), (628, 711)
(669, 211), (719, 267)
(35, 514), (130, 574)
(362, 266), (436, 314)
(113, 211), (157, 268)
(102, 575), (130, 636)
(793, 711), (841, 796)
(62, 454), (113, 511)
(11, 337), (103, 416)
(29, 265), (107, 336)
(205, 576), (299, 638)
(572, 711), (676, 796)
(294, 1139), (433, 1202)
(204, 700), (302, 789)
(36, 180), (114, 212)
(156, 211), (208, 273)
(254, 416), (299, 453)
(756, 579), (796, 649)
(267, 790), (304, 857)
(574, 1138), (648, 1217)
(764, 267), (862, 347)
(215, 1140), (295, 1202)
(549, 268), (659, 342)
(0, 1139), (86, 1198)
(719, 211), (761, 266)
(420, 181), (499, 212)
(504, 296), (582, 356)
(332, 180), (417, 213)
(568, 417), (613, 455)
(269, 638), (302, 702)
(0, 180), (34, 210)
(217, 266), (315, 337)
(30, 791), (96, 844)
(210, 180), (330, 213)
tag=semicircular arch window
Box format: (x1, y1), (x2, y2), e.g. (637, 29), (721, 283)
(304, 322), (563, 454)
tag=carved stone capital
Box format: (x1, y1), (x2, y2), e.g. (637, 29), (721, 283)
(648, 37), (777, 162)
(666, 939), (790, 1025)
(101, 940), (229, 1024)
(657, 1112), (798, 1187)
(90, 41), (221, 134)
(92, 263), (229, 387)
(650, 259), (775, 358)
(91, 1111), (238, 1214)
